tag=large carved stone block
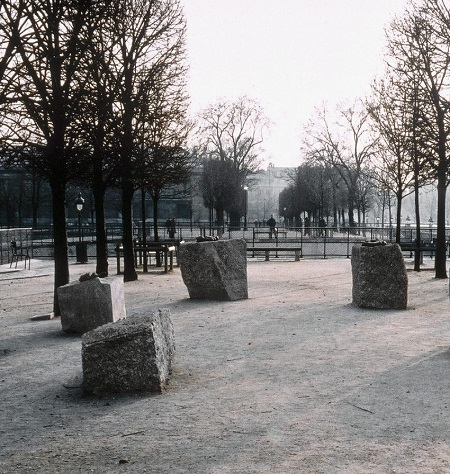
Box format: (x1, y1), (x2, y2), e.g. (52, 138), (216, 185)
(352, 243), (408, 309)
(178, 239), (248, 301)
(57, 276), (126, 334)
(81, 309), (175, 395)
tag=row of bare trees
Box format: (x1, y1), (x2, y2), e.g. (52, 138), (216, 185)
(370, 0), (450, 277)
(300, 101), (377, 229)
(298, 0), (450, 278)
(279, 162), (350, 229)
(0, 1), (192, 313)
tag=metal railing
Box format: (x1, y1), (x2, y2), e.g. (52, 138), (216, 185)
(0, 224), (441, 265)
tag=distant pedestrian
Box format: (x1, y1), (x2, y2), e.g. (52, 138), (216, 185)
(304, 216), (310, 236)
(267, 214), (276, 239)
(319, 217), (326, 236)
(169, 218), (176, 239)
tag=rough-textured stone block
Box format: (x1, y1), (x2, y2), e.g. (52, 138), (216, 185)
(179, 239), (248, 301)
(352, 243), (408, 309)
(82, 309), (175, 394)
(57, 276), (126, 334)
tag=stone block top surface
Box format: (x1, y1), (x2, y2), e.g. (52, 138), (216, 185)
(82, 312), (156, 344)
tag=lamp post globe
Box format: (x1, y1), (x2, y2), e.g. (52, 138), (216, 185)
(75, 192), (84, 213)
(75, 193), (84, 242)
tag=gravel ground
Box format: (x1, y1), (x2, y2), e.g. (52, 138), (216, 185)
(1, 256), (450, 473)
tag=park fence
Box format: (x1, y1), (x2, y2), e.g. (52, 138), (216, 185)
(0, 224), (439, 265)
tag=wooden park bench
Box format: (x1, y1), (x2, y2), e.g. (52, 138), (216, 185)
(247, 246), (302, 262)
(399, 241), (436, 258)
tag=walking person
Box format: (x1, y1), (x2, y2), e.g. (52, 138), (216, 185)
(304, 216), (310, 236)
(267, 214), (277, 239)
(319, 217), (326, 236)
(169, 218), (176, 239)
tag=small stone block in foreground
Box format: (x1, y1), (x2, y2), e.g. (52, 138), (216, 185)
(82, 309), (175, 394)
(178, 239), (248, 301)
(352, 243), (407, 309)
(57, 276), (126, 334)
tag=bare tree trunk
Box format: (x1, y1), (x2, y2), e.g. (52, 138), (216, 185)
(121, 180), (137, 282)
(152, 195), (161, 267)
(395, 193), (402, 244)
(93, 183), (108, 276)
(435, 114), (448, 279)
(50, 179), (69, 316)
(121, 98), (137, 281)
(435, 173), (447, 278)
(215, 205), (224, 228)
(413, 175), (421, 271)
(141, 189), (148, 272)
(31, 174), (41, 229)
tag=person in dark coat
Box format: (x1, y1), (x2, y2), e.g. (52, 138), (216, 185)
(169, 218), (176, 239)
(304, 216), (310, 236)
(267, 214), (276, 239)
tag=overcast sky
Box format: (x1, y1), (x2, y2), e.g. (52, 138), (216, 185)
(182, 0), (410, 168)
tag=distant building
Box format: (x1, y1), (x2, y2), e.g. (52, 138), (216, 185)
(246, 164), (293, 225)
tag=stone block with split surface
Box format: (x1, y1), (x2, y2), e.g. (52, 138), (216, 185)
(352, 242), (408, 309)
(178, 239), (248, 301)
(57, 276), (126, 334)
(81, 309), (175, 394)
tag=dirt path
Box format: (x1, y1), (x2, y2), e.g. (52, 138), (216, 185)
(1, 258), (450, 473)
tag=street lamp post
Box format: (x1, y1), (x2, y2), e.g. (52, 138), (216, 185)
(243, 186), (248, 231)
(74, 192), (87, 263)
(75, 192), (84, 243)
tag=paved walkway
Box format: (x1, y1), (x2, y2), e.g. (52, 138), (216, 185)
(0, 258), (55, 279)
(1, 256), (450, 473)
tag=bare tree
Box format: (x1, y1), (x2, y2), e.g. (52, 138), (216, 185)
(282, 162), (343, 229)
(302, 100), (377, 229)
(99, 0), (189, 282)
(369, 68), (434, 271)
(369, 77), (416, 242)
(73, 4), (123, 277)
(200, 159), (240, 227)
(197, 96), (269, 225)
(133, 37), (192, 248)
(0, 1), (92, 314)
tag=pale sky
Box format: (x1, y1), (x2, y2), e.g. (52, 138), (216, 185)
(182, 0), (410, 168)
